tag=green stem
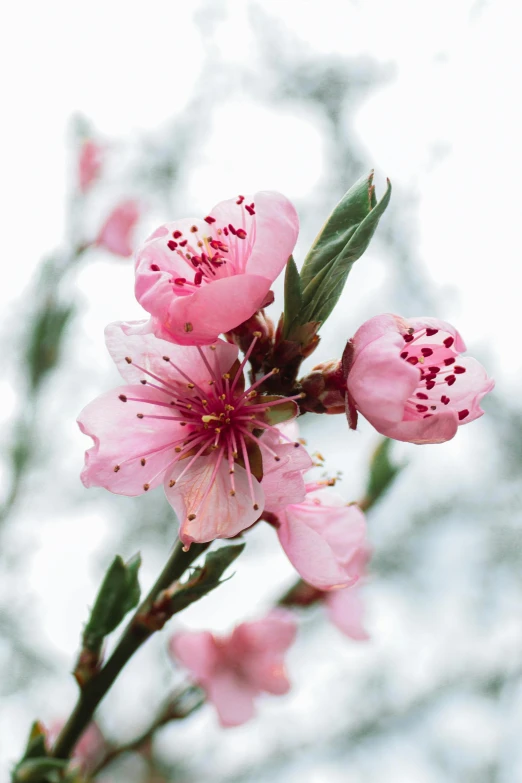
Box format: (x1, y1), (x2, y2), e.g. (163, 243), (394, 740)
(52, 541), (208, 761)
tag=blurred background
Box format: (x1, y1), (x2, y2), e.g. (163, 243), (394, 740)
(1, 0), (521, 781)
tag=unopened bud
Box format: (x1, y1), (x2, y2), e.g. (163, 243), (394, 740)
(300, 359), (345, 414)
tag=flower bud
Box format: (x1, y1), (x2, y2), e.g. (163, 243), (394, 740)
(300, 359), (345, 414)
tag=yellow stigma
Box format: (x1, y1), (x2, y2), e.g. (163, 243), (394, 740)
(201, 414), (220, 423)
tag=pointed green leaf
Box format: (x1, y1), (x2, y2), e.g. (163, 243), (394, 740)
(299, 172), (391, 326)
(20, 722), (47, 762)
(364, 438), (403, 510)
(282, 255), (302, 338)
(13, 757), (68, 783)
(165, 544), (245, 616)
(82, 553), (141, 653)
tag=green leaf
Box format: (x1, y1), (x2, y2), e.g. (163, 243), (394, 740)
(255, 396), (298, 425)
(82, 554), (141, 653)
(282, 255), (302, 339)
(13, 757), (68, 783)
(299, 172), (391, 326)
(26, 302), (75, 391)
(364, 438), (402, 510)
(20, 722), (48, 762)
(166, 544), (245, 616)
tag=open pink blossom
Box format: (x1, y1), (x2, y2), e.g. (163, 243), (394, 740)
(325, 585), (369, 640)
(78, 139), (103, 193)
(47, 721), (105, 773)
(170, 610), (297, 727)
(346, 313), (494, 444)
(275, 484), (368, 591)
(134, 191), (299, 345)
(78, 323), (310, 546)
(96, 200), (140, 257)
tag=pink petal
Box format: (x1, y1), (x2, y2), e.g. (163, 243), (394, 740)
(169, 631), (218, 680)
(78, 139), (103, 193)
(375, 408), (459, 444)
(209, 191), (299, 282)
(348, 334), (420, 424)
(407, 316), (467, 352)
(351, 313), (405, 353)
(436, 356), (495, 424)
(96, 200), (140, 257)
(165, 455), (264, 546)
(278, 502), (363, 590)
(105, 321), (238, 387)
(206, 671), (257, 727)
(325, 586), (370, 641)
(77, 385), (183, 495)
(158, 274), (272, 346)
(231, 610), (297, 655)
(262, 441), (313, 513)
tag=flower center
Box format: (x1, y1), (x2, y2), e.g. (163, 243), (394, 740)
(150, 196), (257, 294)
(399, 327), (470, 421)
(118, 336), (302, 521)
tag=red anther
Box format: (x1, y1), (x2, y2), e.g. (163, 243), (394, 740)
(444, 357), (455, 366)
(403, 333), (414, 342)
(424, 373), (437, 382)
(228, 224), (237, 236)
(150, 264), (160, 271)
(426, 328), (439, 336)
(194, 270), (203, 286)
(236, 195), (245, 204)
(400, 352), (408, 359)
(458, 409), (469, 420)
(440, 395), (450, 405)
(190, 225), (198, 233)
(416, 392), (429, 399)
(179, 239), (188, 247)
(191, 256), (201, 267)
(223, 227), (229, 236)
(428, 366), (440, 373)
(426, 381), (436, 390)
(446, 375), (456, 386)
(421, 347), (433, 357)
(174, 277), (186, 285)
(453, 366), (466, 374)
(443, 336), (455, 348)
(407, 356), (419, 364)
(416, 404), (429, 412)
(423, 413), (434, 418)
(204, 215), (216, 224)
(167, 240), (178, 251)
(245, 203), (255, 215)
(236, 228), (247, 239)
(173, 230), (183, 238)
(210, 254), (224, 266)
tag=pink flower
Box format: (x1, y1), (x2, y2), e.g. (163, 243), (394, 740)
(47, 721), (105, 773)
(325, 585), (369, 640)
(170, 610), (297, 727)
(275, 484), (369, 591)
(78, 323), (310, 547)
(96, 200), (140, 258)
(78, 139), (103, 193)
(346, 313), (494, 444)
(134, 191), (299, 345)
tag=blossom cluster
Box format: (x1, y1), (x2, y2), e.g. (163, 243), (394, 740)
(78, 189), (493, 726)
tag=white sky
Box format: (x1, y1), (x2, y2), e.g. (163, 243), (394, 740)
(1, 0), (522, 777)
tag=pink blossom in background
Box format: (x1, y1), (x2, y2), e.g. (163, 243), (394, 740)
(78, 323), (310, 546)
(96, 200), (140, 258)
(275, 485), (369, 591)
(78, 138), (103, 193)
(325, 585), (370, 640)
(47, 721), (105, 773)
(170, 610), (297, 727)
(134, 191), (299, 345)
(346, 313), (494, 444)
